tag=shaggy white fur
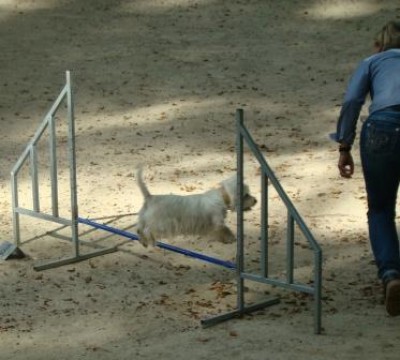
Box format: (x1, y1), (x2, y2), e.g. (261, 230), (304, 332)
(135, 167), (257, 247)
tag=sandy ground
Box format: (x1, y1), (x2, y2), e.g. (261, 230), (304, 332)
(1, 0), (400, 359)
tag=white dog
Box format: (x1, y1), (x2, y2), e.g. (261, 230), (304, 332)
(135, 167), (257, 247)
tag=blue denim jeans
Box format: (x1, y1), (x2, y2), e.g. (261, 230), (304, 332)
(360, 110), (400, 280)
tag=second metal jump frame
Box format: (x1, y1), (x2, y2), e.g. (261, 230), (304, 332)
(201, 109), (323, 334)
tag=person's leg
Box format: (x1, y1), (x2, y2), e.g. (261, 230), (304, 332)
(360, 116), (400, 315)
(360, 118), (400, 277)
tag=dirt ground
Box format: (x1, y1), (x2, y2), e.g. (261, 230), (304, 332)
(1, 0), (400, 359)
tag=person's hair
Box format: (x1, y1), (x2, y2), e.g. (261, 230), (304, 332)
(374, 21), (400, 51)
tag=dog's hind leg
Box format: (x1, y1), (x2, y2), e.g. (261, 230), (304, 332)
(147, 230), (157, 247)
(137, 228), (148, 247)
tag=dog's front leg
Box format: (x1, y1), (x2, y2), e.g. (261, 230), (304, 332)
(213, 226), (236, 243)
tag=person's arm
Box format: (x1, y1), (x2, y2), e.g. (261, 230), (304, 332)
(336, 59), (370, 146)
(336, 59), (370, 178)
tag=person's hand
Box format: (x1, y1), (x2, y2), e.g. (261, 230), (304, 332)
(338, 152), (354, 178)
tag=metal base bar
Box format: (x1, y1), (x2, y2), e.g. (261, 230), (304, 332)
(33, 246), (117, 271)
(15, 207), (73, 226)
(241, 272), (315, 294)
(201, 297), (280, 328)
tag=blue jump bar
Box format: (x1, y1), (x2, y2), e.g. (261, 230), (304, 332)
(78, 217), (236, 270)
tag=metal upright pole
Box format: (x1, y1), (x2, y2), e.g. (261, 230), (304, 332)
(286, 212), (295, 284)
(66, 70), (80, 257)
(236, 108), (245, 313)
(49, 114), (59, 218)
(30, 145), (40, 212)
(11, 174), (20, 246)
(314, 249), (323, 334)
(261, 173), (269, 277)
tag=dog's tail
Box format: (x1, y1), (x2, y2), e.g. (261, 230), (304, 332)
(135, 165), (151, 199)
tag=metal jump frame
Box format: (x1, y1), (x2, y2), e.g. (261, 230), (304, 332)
(10, 72), (236, 272)
(201, 109), (323, 334)
(11, 71), (117, 271)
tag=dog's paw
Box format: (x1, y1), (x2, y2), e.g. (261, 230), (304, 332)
(140, 240), (149, 248)
(220, 234), (235, 244)
(215, 227), (236, 243)
(138, 237), (148, 248)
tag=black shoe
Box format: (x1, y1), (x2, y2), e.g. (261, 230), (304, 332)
(384, 276), (400, 316)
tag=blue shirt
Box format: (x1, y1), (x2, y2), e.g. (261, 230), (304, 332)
(334, 49), (400, 145)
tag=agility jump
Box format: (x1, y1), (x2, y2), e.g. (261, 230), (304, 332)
(10, 72), (322, 334)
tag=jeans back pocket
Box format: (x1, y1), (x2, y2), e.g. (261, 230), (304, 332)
(363, 121), (400, 155)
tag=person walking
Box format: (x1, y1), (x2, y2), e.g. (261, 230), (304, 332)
(333, 20), (400, 316)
